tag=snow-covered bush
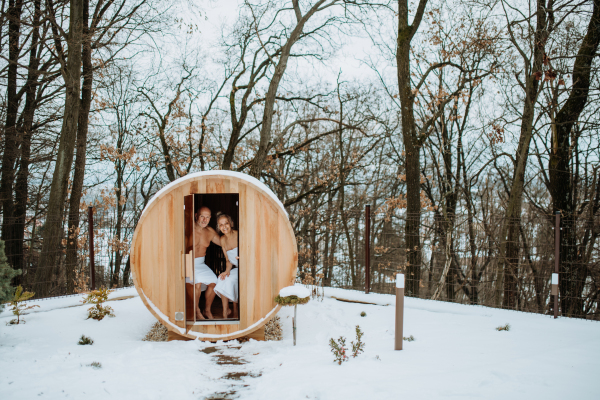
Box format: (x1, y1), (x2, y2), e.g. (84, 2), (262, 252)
(329, 336), (349, 365)
(274, 285), (310, 306)
(276, 286), (310, 346)
(6, 285), (39, 325)
(82, 288), (115, 320)
(496, 323), (510, 331)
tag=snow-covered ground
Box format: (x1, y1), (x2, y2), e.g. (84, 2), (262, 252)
(1, 286), (599, 400)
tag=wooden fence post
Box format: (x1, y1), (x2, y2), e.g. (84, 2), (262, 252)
(88, 206), (96, 291)
(365, 204), (371, 294)
(553, 211), (560, 319)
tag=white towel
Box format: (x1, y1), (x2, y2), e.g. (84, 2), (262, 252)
(226, 247), (239, 266)
(215, 267), (239, 302)
(185, 257), (218, 291)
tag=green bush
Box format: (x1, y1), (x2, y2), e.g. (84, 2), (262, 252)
(329, 336), (349, 365)
(7, 285), (39, 325)
(351, 325), (365, 357)
(0, 240), (20, 312)
(78, 335), (94, 345)
(82, 288), (115, 320)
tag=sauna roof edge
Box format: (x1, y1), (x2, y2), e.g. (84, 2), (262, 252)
(142, 170), (288, 217)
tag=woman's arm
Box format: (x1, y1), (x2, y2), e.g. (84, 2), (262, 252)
(219, 260), (233, 280)
(219, 237), (232, 280)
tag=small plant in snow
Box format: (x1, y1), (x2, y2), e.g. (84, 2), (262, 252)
(496, 323), (510, 331)
(82, 288), (114, 320)
(88, 361), (102, 369)
(360, 311), (366, 317)
(78, 335), (94, 345)
(6, 285), (39, 325)
(329, 336), (349, 365)
(351, 325), (365, 358)
(403, 335), (415, 342)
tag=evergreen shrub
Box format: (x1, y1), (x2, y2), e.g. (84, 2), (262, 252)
(0, 240), (19, 312)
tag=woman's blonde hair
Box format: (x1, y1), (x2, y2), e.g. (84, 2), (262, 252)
(215, 212), (235, 233)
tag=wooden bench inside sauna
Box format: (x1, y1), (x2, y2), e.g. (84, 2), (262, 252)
(130, 171), (298, 341)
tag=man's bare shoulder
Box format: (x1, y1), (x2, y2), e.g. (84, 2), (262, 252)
(206, 226), (218, 235)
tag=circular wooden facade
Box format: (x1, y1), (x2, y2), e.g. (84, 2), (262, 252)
(130, 171), (298, 340)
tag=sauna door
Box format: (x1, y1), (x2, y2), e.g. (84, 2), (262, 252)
(184, 195), (195, 325)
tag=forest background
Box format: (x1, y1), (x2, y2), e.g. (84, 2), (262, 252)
(0, 0), (599, 319)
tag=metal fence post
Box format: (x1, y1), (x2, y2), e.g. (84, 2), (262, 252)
(395, 273), (404, 350)
(88, 206), (96, 291)
(365, 204), (371, 294)
(553, 211), (560, 319)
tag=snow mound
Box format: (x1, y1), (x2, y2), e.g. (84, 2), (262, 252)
(279, 285), (310, 298)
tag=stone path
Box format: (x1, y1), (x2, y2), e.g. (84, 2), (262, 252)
(201, 345), (262, 400)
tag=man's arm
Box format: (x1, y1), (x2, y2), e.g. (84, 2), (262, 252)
(210, 228), (221, 246)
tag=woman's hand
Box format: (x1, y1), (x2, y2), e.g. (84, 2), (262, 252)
(219, 271), (230, 280)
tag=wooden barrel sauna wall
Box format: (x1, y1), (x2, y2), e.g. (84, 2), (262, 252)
(130, 171), (298, 341)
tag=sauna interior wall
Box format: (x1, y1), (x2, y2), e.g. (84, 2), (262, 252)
(131, 175), (297, 339)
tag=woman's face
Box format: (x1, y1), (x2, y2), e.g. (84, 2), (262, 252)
(218, 217), (231, 234)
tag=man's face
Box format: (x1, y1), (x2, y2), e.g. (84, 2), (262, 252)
(197, 209), (211, 228)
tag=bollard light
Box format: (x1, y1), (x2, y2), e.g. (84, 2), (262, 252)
(552, 273), (559, 319)
(551, 273), (559, 295)
(395, 273), (405, 350)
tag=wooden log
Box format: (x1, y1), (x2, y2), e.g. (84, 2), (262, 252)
(330, 296), (390, 306)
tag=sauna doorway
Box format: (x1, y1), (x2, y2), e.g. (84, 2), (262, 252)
(184, 193), (240, 324)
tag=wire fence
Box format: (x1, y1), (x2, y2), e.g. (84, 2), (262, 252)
(296, 208), (600, 320)
(2, 207), (136, 299)
(2, 203), (599, 320)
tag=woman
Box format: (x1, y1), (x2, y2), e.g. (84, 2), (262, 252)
(214, 212), (239, 319)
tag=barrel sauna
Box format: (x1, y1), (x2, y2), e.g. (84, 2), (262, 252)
(130, 171), (298, 341)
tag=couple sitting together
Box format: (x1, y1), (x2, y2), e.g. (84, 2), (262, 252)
(186, 206), (238, 320)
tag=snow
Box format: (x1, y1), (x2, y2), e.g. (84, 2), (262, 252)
(279, 285), (311, 299)
(142, 170), (288, 219)
(2, 286), (599, 400)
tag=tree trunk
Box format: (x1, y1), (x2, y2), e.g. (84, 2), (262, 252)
(249, 0), (328, 178)
(396, 0), (428, 296)
(12, 0), (42, 283)
(66, 0), (91, 294)
(123, 255), (131, 286)
(499, 0), (548, 309)
(0, 0), (24, 271)
(549, 0), (600, 317)
(35, 0), (84, 297)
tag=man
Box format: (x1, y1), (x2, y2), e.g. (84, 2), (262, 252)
(186, 206), (220, 319)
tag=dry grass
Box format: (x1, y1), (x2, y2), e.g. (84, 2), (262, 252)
(265, 316), (282, 341)
(142, 322), (168, 342)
